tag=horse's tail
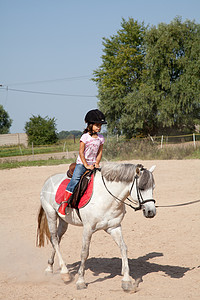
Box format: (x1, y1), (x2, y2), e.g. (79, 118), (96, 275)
(36, 205), (51, 247)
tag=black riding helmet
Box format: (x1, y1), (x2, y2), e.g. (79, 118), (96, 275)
(85, 109), (107, 124)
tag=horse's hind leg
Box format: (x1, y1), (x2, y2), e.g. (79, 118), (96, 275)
(46, 218), (68, 274)
(42, 199), (70, 278)
(45, 248), (55, 273)
(51, 219), (70, 277)
(105, 226), (133, 291)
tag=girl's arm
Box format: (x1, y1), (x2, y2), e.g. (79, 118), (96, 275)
(79, 141), (94, 170)
(95, 144), (103, 168)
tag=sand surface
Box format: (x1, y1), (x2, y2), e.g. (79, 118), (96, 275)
(0, 160), (200, 300)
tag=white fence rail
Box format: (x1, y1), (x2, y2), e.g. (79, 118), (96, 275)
(156, 133), (200, 149)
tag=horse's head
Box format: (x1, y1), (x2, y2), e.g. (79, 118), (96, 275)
(101, 162), (156, 218)
(131, 165), (156, 218)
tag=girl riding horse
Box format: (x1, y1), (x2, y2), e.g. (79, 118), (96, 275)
(58, 109), (107, 217)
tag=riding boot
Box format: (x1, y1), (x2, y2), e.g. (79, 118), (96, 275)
(58, 190), (72, 217)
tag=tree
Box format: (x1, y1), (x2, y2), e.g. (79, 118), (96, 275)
(93, 17), (200, 138)
(0, 105), (12, 134)
(57, 130), (82, 139)
(92, 18), (147, 134)
(24, 115), (58, 145)
(121, 17), (200, 137)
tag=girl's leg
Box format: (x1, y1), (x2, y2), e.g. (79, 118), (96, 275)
(58, 164), (86, 217)
(66, 164), (87, 193)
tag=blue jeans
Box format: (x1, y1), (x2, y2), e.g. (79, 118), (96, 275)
(66, 164), (87, 193)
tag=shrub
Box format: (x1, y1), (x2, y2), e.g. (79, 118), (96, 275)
(24, 115), (58, 145)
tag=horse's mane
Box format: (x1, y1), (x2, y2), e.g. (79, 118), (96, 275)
(101, 163), (137, 183)
(101, 162), (154, 189)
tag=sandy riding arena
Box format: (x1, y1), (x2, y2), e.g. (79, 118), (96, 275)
(0, 160), (200, 300)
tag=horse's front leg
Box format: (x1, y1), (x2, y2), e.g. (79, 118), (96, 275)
(76, 226), (93, 290)
(106, 226), (133, 291)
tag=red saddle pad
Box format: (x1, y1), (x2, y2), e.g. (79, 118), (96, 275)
(55, 174), (94, 209)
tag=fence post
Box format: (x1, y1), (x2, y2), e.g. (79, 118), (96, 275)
(63, 142), (66, 152)
(32, 142), (34, 160)
(148, 134), (154, 144)
(161, 135), (163, 149)
(193, 133), (196, 149)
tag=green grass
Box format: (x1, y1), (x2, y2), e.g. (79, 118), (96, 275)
(187, 147), (200, 159)
(0, 139), (79, 158)
(0, 158), (75, 170)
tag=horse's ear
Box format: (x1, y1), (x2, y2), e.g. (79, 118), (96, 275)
(149, 165), (156, 173)
(136, 167), (140, 176)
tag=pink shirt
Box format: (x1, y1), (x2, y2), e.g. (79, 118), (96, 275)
(76, 132), (105, 165)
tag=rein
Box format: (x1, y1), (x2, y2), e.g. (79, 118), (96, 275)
(155, 199), (200, 208)
(100, 169), (200, 211)
(101, 174), (155, 211)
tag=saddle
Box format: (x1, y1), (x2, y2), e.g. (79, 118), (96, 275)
(67, 163), (94, 209)
(67, 162), (76, 178)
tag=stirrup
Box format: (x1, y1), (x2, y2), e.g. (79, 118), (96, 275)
(58, 200), (70, 207)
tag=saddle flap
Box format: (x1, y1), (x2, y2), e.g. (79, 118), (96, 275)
(71, 170), (93, 208)
(55, 171), (94, 209)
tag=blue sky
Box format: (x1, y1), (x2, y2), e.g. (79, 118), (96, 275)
(0, 0), (200, 133)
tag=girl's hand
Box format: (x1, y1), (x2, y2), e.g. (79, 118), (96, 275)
(94, 163), (100, 168)
(85, 164), (94, 170)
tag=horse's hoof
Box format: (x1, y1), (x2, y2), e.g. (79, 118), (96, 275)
(61, 273), (71, 283)
(76, 281), (87, 290)
(45, 266), (53, 275)
(121, 280), (133, 292)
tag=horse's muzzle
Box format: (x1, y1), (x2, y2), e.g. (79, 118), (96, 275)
(143, 205), (156, 218)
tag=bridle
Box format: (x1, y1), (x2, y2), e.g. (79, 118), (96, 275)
(100, 168), (200, 211)
(101, 173), (156, 211)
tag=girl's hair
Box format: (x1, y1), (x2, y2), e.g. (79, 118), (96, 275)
(83, 123), (93, 135)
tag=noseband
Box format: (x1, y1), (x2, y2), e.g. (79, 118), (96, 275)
(129, 174), (156, 211)
(101, 173), (156, 211)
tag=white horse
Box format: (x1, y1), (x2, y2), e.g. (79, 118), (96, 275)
(37, 162), (156, 291)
